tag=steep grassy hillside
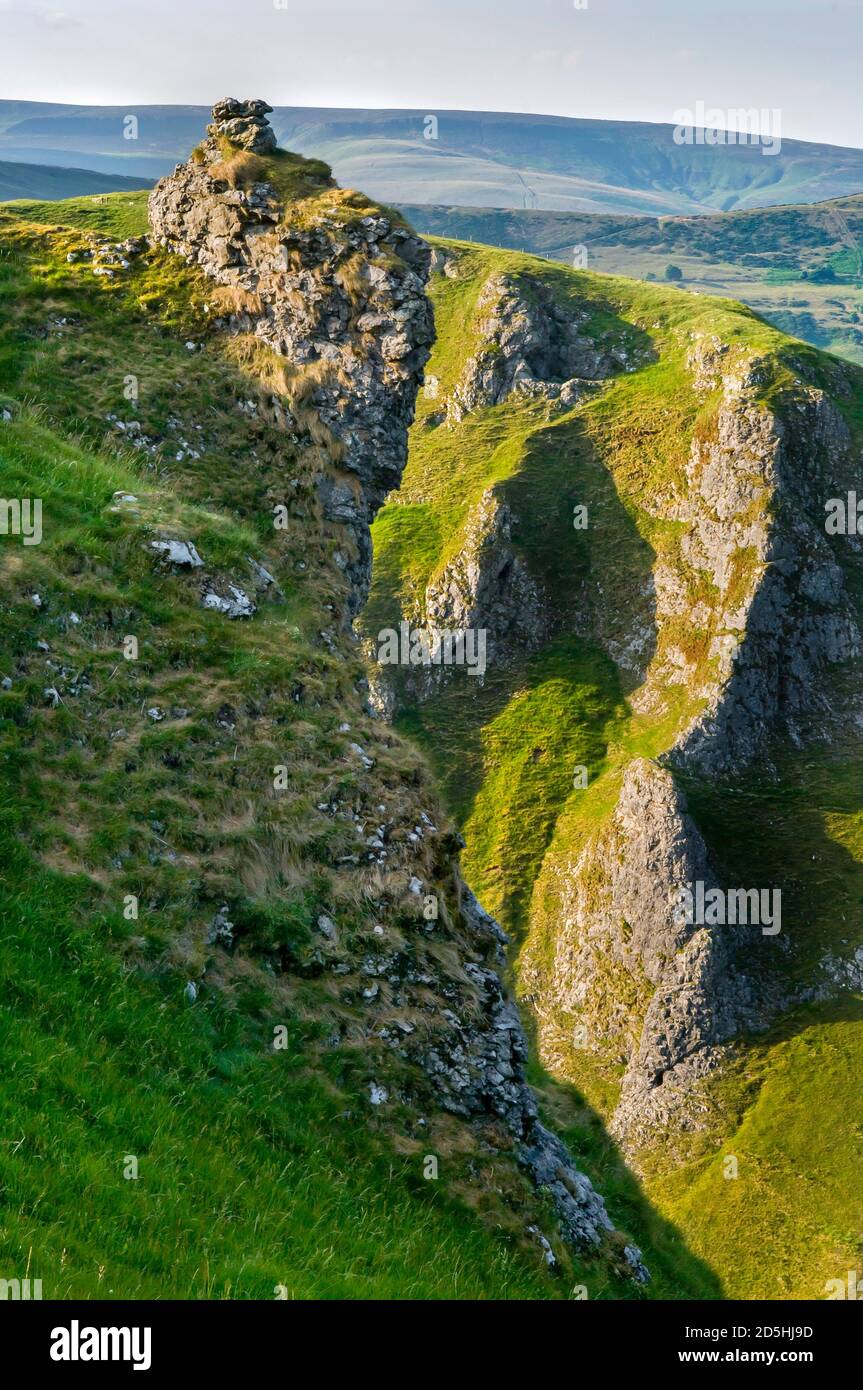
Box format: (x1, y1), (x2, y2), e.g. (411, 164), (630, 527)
(0, 159), (150, 202)
(401, 195), (863, 365)
(366, 237), (863, 1299)
(0, 189), (721, 1299)
(4, 101), (863, 215)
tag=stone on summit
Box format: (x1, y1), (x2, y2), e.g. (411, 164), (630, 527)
(208, 97), (277, 153)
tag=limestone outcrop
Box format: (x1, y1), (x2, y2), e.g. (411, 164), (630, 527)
(209, 97), (277, 153)
(149, 99), (434, 613)
(526, 337), (863, 1150)
(669, 338), (859, 773)
(447, 272), (620, 422)
(367, 487), (549, 711)
(524, 760), (770, 1149)
(424, 490), (548, 663)
(396, 886), (648, 1278)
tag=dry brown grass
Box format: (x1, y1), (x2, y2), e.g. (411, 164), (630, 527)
(334, 252), (370, 302)
(210, 284), (264, 317)
(208, 149), (270, 192)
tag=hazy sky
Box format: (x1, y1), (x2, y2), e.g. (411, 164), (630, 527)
(1, 0), (861, 148)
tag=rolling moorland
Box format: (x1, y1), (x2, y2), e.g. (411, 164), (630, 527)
(9, 169), (863, 364)
(0, 103), (861, 1300)
(6, 98), (863, 368)
(0, 159), (150, 204)
(5, 100), (863, 214)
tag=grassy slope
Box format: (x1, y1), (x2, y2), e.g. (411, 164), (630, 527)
(3, 189), (150, 238)
(368, 237), (863, 1299)
(0, 191), (720, 1299)
(0, 160), (151, 202)
(0, 196), (550, 1301)
(648, 1000), (863, 1300)
(400, 197), (863, 366)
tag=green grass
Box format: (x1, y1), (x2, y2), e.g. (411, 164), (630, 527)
(0, 824), (565, 1299)
(398, 639), (625, 940)
(4, 190), (151, 239)
(369, 233), (863, 1300)
(0, 194), (711, 1301)
(650, 998), (863, 1300)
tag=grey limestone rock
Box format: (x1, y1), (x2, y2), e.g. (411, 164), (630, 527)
(446, 272), (617, 423)
(410, 886), (649, 1280)
(149, 99), (434, 615)
(528, 758), (771, 1150)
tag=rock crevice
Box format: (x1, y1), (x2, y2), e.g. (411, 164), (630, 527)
(149, 100), (646, 1277)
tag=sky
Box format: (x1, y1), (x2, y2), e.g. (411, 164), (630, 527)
(1, 0), (861, 148)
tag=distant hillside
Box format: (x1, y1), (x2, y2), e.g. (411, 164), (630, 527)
(2, 101), (863, 215)
(0, 158), (151, 202)
(400, 195), (863, 364)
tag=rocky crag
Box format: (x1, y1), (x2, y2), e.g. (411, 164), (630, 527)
(366, 263), (644, 709)
(368, 243), (863, 1159)
(446, 270), (623, 423)
(149, 101), (648, 1278)
(666, 336), (859, 774)
(150, 98), (434, 615)
(534, 336), (862, 1150)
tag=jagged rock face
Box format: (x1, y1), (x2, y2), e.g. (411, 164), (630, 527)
(429, 246), (460, 279)
(149, 100), (434, 613)
(148, 103), (647, 1277)
(526, 760), (769, 1149)
(406, 887), (647, 1280)
(369, 489), (548, 710)
(424, 490), (547, 659)
(526, 342), (862, 1149)
(447, 273), (617, 422)
(613, 338), (860, 774)
(669, 340), (859, 772)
